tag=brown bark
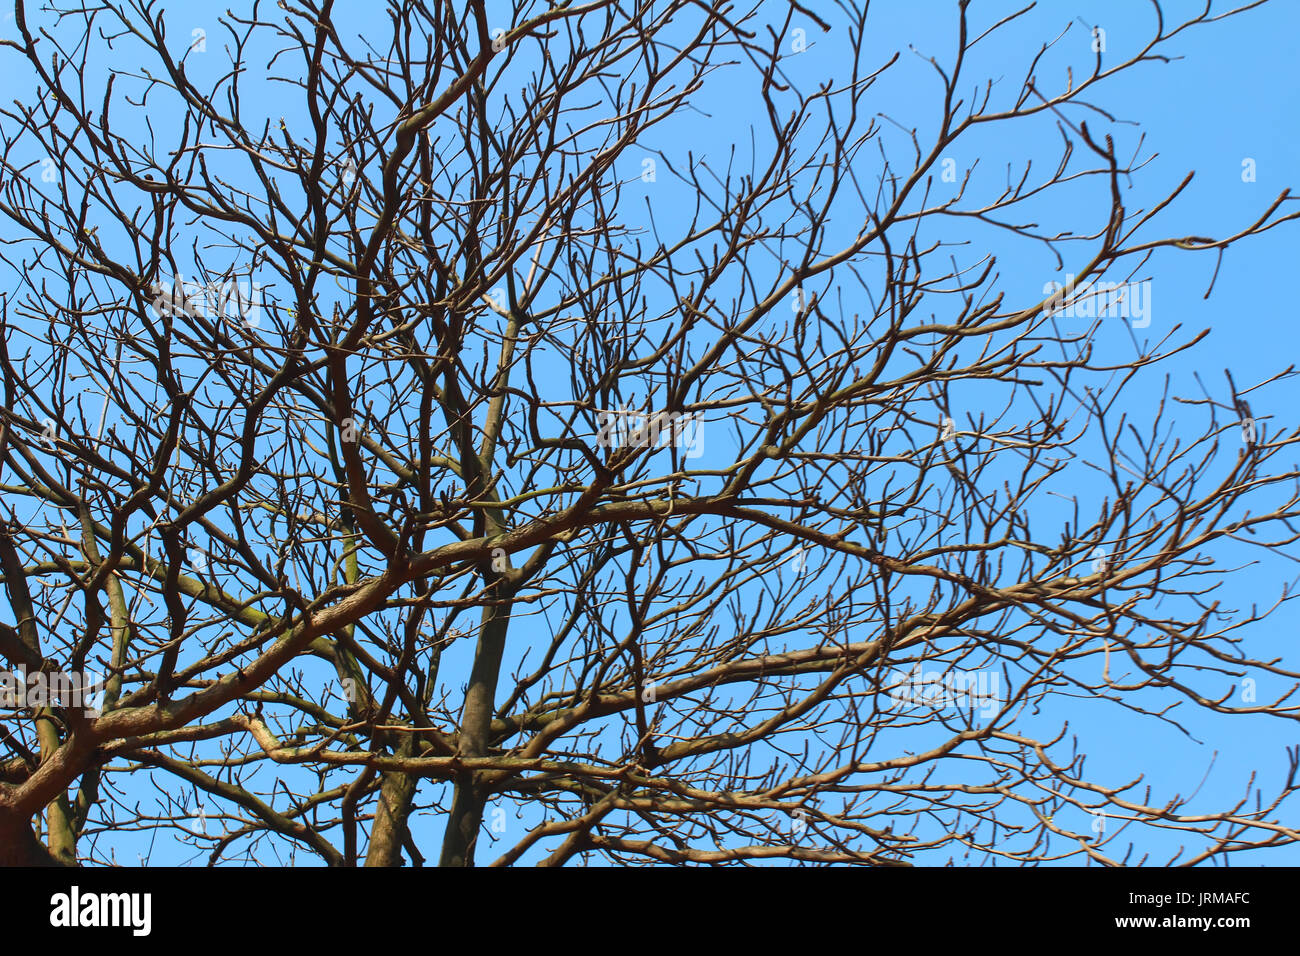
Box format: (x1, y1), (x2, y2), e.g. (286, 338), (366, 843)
(364, 738), (419, 867)
(0, 809), (63, 867)
(439, 591), (514, 867)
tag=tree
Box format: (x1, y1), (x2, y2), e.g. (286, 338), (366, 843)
(0, 0), (1297, 867)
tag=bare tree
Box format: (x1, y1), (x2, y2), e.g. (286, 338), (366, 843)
(0, 0), (1298, 867)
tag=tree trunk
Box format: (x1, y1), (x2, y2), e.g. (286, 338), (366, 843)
(439, 590), (513, 867)
(0, 809), (63, 866)
(364, 738), (418, 867)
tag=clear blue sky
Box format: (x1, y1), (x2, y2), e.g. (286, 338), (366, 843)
(3, 0), (1297, 866)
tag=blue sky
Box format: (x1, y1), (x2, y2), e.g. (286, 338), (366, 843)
(582, 0), (1300, 865)
(2, 0), (1298, 866)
